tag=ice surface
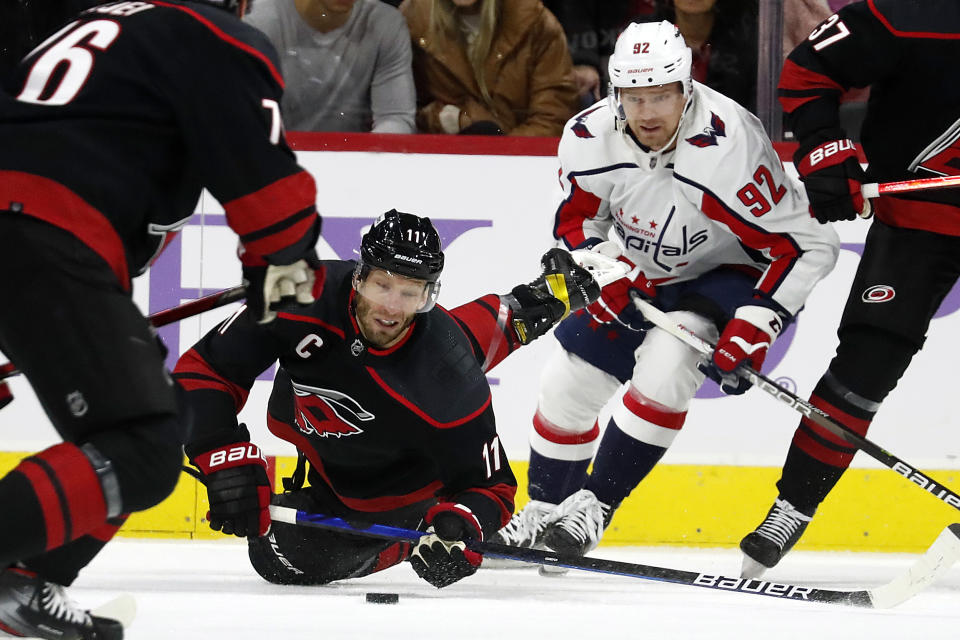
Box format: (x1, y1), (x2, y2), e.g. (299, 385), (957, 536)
(70, 539), (960, 640)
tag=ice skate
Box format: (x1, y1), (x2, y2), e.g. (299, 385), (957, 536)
(740, 498), (813, 578)
(0, 567), (124, 640)
(483, 500), (557, 569)
(541, 489), (612, 559)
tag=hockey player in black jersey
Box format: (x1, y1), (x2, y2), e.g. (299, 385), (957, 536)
(740, 0), (960, 577)
(176, 210), (601, 589)
(0, 0), (322, 637)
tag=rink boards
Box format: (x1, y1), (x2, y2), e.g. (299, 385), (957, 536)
(1, 133), (958, 552)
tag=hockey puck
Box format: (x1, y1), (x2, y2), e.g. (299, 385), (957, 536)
(365, 592), (399, 604)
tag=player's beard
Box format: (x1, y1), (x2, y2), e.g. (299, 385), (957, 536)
(354, 296), (416, 349)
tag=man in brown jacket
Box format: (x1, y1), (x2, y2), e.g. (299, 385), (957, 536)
(401, 0), (578, 136)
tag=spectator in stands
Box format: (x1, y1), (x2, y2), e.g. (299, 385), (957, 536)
(543, 1), (656, 110)
(653, 0), (758, 113)
(246, 0), (416, 133)
(400, 0), (578, 136)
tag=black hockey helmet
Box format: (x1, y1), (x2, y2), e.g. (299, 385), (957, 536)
(355, 210), (444, 312)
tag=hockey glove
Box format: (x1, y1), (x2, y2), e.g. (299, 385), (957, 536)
(242, 251), (320, 324)
(795, 130), (870, 223)
(187, 424), (272, 537)
(409, 503), (483, 588)
(507, 284), (566, 345)
(531, 247), (601, 317)
(699, 305), (789, 395)
(584, 242), (655, 332)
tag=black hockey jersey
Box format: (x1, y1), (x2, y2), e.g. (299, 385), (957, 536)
(174, 261), (520, 539)
(778, 0), (960, 235)
(0, 0), (320, 290)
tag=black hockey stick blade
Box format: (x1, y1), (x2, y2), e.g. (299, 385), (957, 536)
(269, 506), (959, 608)
(0, 285), (246, 383)
(631, 295), (960, 515)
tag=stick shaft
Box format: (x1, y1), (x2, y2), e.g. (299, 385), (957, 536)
(268, 505), (888, 607)
(0, 286), (246, 382)
(861, 175), (960, 199)
(631, 296), (960, 514)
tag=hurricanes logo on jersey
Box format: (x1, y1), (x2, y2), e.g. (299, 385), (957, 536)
(291, 382), (374, 438)
(911, 118), (960, 177)
(685, 112), (727, 148)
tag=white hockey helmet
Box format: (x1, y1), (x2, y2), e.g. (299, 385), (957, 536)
(607, 21), (693, 126)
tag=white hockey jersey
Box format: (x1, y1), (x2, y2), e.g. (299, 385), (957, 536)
(553, 82), (839, 316)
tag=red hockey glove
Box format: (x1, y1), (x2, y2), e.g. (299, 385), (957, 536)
(584, 243), (655, 332)
(795, 131), (870, 223)
(699, 305), (789, 395)
(409, 503), (483, 588)
(187, 424), (272, 538)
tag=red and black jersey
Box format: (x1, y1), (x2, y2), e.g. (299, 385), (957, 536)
(778, 0), (960, 234)
(174, 260), (520, 539)
(0, 0), (320, 289)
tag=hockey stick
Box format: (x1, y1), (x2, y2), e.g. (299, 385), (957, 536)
(0, 285), (246, 383)
(861, 175), (960, 199)
(631, 294), (960, 514)
(268, 505), (960, 608)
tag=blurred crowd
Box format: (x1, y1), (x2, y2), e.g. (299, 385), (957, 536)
(1, 0), (862, 138)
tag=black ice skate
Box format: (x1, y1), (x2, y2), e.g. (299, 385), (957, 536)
(0, 568), (123, 640)
(740, 498), (813, 578)
(541, 489), (613, 558)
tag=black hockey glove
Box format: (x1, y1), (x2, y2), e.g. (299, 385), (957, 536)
(409, 504), (483, 588)
(795, 129), (870, 223)
(242, 250), (321, 324)
(533, 248), (602, 317)
(186, 424), (272, 537)
(507, 284), (566, 345)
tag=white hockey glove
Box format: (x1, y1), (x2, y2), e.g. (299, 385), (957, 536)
(243, 259), (317, 324)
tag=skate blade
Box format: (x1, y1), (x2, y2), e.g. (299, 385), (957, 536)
(93, 593), (137, 628)
(740, 555), (769, 579)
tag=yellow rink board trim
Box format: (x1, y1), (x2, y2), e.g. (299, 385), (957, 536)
(1, 452), (956, 551)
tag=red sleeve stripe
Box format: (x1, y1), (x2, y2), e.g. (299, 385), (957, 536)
(553, 173), (608, 249)
(241, 210), (318, 259)
(461, 483), (517, 528)
(868, 0), (960, 39)
(173, 348), (250, 410)
(276, 311), (345, 338)
(151, 1), (284, 87)
(266, 413), (445, 511)
(689, 178), (801, 296)
(224, 169), (316, 229)
(777, 59), (845, 114)
(447, 295), (515, 372)
(366, 367), (492, 429)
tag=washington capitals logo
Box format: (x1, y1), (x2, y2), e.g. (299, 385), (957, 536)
(292, 382), (375, 438)
(571, 106), (604, 139)
(685, 112), (726, 148)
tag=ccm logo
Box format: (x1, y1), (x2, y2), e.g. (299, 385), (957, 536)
(208, 445), (264, 467)
(808, 139), (854, 166)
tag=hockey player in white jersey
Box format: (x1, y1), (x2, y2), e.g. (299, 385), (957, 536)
(491, 21), (840, 558)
